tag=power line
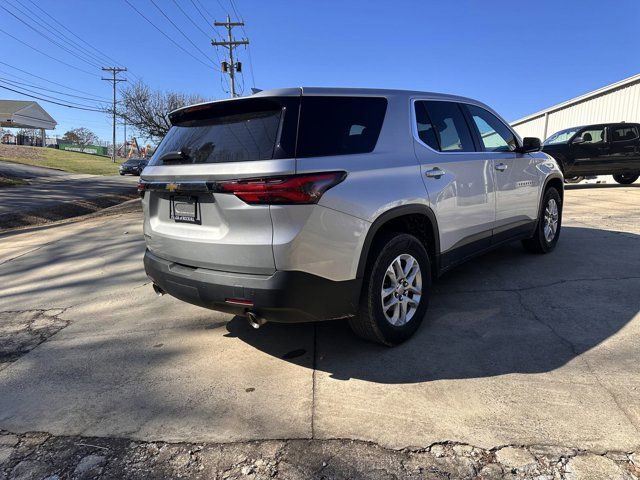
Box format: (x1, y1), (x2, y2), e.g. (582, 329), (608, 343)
(0, 79), (104, 110)
(148, 0), (213, 63)
(123, 0), (220, 72)
(189, 0), (223, 40)
(0, 60), (106, 100)
(4, 0), (108, 70)
(228, 0), (242, 22)
(0, 84), (104, 112)
(0, 75), (109, 103)
(0, 5), (104, 70)
(170, 0), (212, 40)
(0, 27), (98, 77)
(207, 0), (228, 17)
(24, 0), (142, 81)
(19, 0), (115, 67)
(169, 0), (230, 91)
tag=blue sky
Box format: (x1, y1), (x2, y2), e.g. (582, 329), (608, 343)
(2, 0), (639, 142)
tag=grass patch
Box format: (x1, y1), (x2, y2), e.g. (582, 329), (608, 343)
(0, 144), (123, 175)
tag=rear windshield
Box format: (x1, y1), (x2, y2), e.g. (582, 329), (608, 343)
(151, 97), (297, 165)
(150, 95), (387, 165)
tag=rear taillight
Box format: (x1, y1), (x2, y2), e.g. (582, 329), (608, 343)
(137, 181), (145, 198)
(217, 171), (346, 205)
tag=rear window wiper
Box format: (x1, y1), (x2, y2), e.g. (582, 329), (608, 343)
(158, 150), (192, 165)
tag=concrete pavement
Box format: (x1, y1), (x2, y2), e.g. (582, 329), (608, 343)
(0, 185), (639, 454)
(0, 161), (73, 181)
(0, 161), (137, 221)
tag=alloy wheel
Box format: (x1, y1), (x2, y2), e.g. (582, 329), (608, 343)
(543, 198), (559, 243)
(381, 254), (422, 326)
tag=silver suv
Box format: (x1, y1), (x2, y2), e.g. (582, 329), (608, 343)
(141, 87), (564, 345)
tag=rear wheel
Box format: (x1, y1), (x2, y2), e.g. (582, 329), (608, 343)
(613, 173), (639, 185)
(349, 233), (431, 346)
(522, 187), (562, 254)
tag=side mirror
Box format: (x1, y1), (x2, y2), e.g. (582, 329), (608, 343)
(519, 137), (541, 153)
(572, 136), (585, 145)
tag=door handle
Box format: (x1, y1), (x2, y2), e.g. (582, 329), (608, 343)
(495, 163), (508, 172)
(424, 167), (444, 178)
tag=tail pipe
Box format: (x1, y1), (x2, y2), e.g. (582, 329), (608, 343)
(152, 284), (165, 297)
(247, 311), (267, 329)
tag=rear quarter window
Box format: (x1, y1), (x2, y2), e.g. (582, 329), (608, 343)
(296, 96), (387, 158)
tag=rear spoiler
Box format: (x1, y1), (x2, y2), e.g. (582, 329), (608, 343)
(169, 96), (294, 126)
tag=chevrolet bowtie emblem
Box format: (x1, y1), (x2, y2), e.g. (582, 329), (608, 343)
(166, 183), (179, 192)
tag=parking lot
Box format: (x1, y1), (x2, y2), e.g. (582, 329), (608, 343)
(0, 183), (639, 479)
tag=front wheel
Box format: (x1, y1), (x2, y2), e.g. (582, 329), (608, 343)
(349, 233), (431, 346)
(613, 174), (639, 185)
(522, 187), (562, 254)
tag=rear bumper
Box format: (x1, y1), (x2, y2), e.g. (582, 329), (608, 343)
(144, 249), (362, 322)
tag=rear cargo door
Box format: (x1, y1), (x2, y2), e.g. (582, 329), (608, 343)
(141, 94), (300, 275)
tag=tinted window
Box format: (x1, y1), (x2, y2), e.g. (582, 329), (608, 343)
(296, 96), (387, 157)
(579, 127), (605, 144)
(152, 97), (298, 165)
(466, 104), (517, 152)
(419, 101), (475, 152)
(414, 102), (439, 150)
(611, 125), (638, 142)
(155, 111), (281, 164)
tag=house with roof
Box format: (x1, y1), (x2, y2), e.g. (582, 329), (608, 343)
(0, 100), (57, 146)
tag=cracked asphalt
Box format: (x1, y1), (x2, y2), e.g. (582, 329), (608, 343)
(0, 184), (639, 479)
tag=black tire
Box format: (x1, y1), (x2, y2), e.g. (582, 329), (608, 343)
(564, 176), (584, 184)
(613, 173), (639, 185)
(348, 233), (431, 346)
(522, 187), (562, 254)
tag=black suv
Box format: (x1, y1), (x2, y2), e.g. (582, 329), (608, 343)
(119, 158), (148, 176)
(543, 123), (640, 184)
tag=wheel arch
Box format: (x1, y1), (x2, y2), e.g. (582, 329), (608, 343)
(356, 205), (441, 280)
(544, 174), (564, 202)
(534, 174), (564, 230)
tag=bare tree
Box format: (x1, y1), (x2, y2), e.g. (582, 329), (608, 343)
(62, 127), (98, 152)
(117, 81), (209, 142)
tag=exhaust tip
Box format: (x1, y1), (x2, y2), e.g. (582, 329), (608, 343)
(152, 284), (165, 297)
(247, 311), (267, 329)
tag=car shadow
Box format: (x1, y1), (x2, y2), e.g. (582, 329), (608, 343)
(565, 182), (640, 190)
(225, 226), (640, 384)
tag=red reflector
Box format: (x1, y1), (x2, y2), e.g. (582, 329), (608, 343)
(218, 171), (346, 205)
(137, 181), (145, 197)
(225, 298), (254, 306)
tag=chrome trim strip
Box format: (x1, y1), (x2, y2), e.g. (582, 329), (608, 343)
(140, 181), (212, 193)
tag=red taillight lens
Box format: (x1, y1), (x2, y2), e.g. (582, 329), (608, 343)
(137, 181), (146, 197)
(218, 171), (346, 205)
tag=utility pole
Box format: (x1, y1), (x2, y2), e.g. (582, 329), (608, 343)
(212, 16), (248, 98)
(101, 67), (127, 163)
(123, 119), (127, 158)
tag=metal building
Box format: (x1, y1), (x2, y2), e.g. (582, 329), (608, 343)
(511, 73), (640, 141)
